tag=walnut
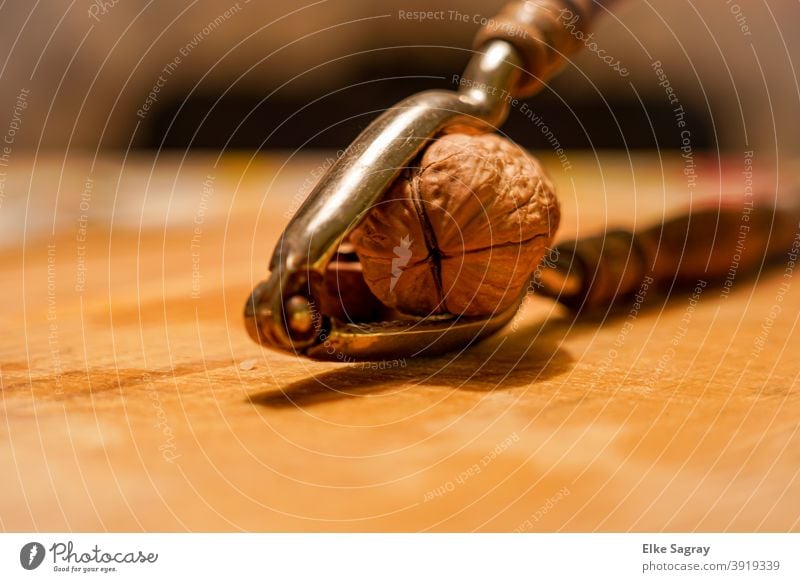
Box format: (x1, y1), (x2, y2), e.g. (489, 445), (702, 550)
(350, 133), (560, 317)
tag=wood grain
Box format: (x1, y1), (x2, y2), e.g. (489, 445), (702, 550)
(1, 151), (798, 532)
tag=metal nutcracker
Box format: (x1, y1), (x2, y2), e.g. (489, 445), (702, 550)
(244, 0), (795, 361)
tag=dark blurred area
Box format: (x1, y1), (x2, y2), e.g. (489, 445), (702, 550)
(0, 0), (797, 153)
(147, 79), (711, 151)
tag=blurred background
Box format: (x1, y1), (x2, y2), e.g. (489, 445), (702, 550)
(0, 0), (798, 155)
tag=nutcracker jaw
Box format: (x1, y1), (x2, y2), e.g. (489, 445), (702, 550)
(244, 271), (523, 361)
(243, 215), (525, 362)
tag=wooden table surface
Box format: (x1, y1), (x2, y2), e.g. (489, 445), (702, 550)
(1, 150), (799, 532)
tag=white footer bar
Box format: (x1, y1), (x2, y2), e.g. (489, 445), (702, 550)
(1, 533), (797, 581)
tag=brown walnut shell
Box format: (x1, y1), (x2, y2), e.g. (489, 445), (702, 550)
(350, 133), (560, 317)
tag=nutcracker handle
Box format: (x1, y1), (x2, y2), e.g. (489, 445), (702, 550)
(475, 0), (616, 97)
(535, 206), (799, 312)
